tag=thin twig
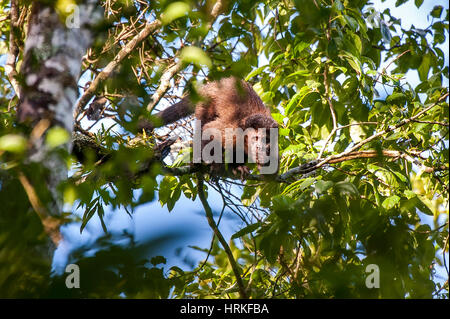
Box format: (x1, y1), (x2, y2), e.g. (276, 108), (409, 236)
(336, 122), (378, 130)
(144, 0), (224, 113)
(411, 119), (449, 127)
(197, 174), (248, 298)
(286, 92), (449, 180)
(74, 19), (163, 118)
(374, 49), (411, 84)
(318, 65), (338, 159)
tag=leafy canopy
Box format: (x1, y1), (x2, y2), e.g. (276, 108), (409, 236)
(0, 0), (448, 298)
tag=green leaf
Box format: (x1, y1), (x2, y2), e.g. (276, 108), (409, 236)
(231, 222), (262, 239)
(294, 41), (311, 55)
(97, 204), (107, 233)
(430, 6), (443, 19)
(287, 69), (310, 78)
(245, 65), (268, 80)
(299, 177), (315, 190)
(159, 176), (176, 206)
(395, 0), (408, 7)
(241, 186), (260, 206)
(150, 256), (167, 266)
(80, 197), (100, 233)
(334, 181), (359, 197)
(180, 46), (212, 68)
(386, 92), (407, 106)
(380, 21), (392, 44)
(382, 195), (400, 210)
(349, 122), (366, 143)
(403, 190), (415, 199)
(414, 0), (424, 8)
(285, 86), (311, 115)
(392, 171), (409, 185)
(418, 55), (431, 81)
(341, 52), (362, 74)
(334, 0), (344, 11)
(414, 197), (433, 216)
(315, 180), (334, 194)
(166, 185), (181, 212)
(349, 33), (362, 54)
(0, 134), (27, 153)
(46, 127), (70, 148)
(161, 2), (190, 25)
(344, 15), (358, 31)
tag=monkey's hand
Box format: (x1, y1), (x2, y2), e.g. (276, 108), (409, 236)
(232, 165), (250, 181)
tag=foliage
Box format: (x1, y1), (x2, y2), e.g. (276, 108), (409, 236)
(0, 0), (448, 298)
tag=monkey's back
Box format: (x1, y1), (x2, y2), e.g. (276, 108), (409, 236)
(195, 77), (270, 127)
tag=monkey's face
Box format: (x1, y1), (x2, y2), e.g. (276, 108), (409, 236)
(246, 128), (277, 170)
(243, 115), (279, 172)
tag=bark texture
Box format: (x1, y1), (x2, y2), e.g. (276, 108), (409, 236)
(16, 1), (102, 249)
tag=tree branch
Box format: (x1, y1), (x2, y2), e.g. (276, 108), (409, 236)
(318, 65), (337, 159)
(18, 172), (62, 245)
(164, 148), (447, 182)
(74, 19), (163, 118)
(146, 60), (183, 112)
(197, 174), (248, 299)
(72, 93), (448, 184)
(374, 49), (411, 84)
(311, 92), (449, 171)
(144, 0), (224, 113)
(326, 150), (448, 173)
(411, 119), (449, 127)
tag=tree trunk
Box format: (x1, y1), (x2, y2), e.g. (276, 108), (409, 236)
(15, 0), (102, 265)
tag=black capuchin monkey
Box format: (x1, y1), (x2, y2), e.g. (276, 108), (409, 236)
(138, 77), (279, 176)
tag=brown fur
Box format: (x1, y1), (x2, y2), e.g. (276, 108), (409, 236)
(138, 77), (278, 173)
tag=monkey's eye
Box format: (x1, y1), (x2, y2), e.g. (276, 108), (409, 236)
(256, 135), (264, 143)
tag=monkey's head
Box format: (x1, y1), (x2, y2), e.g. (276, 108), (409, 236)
(243, 114), (279, 173)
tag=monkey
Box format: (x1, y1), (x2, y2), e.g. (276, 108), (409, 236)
(137, 77), (279, 176)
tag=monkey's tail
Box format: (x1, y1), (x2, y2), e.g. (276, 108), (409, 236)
(137, 98), (194, 132)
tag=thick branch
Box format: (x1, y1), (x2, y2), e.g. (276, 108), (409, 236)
(169, 91), (448, 179)
(73, 132), (447, 184)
